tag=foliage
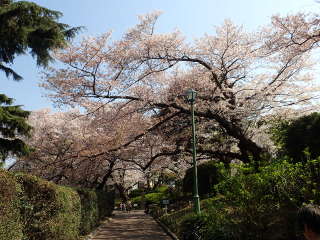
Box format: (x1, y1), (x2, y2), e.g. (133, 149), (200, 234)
(298, 158), (320, 204)
(130, 185), (171, 204)
(16, 173), (81, 240)
(131, 192), (168, 205)
(159, 206), (194, 235)
(76, 188), (115, 235)
(162, 158), (320, 240)
(270, 112), (320, 163)
(183, 161), (225, 196)
(211, 160), (302, 239)
(0, 169), (115, 239)
(156, 171), (179, 186)
(0, 0), (80, 80)
(76, 188), (99, 235)
(0, 169), (23, 240)
(0, 94), (31, 163)
(180, 213), (208, 240)
(145, 192), (167, 204)
(129, 188), (145, 198)
(154, 185), (169, 193)
(95, 190), (115, 220)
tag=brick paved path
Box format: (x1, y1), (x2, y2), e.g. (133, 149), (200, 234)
(90, 210), (172, 240)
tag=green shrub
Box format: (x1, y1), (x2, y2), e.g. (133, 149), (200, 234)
(129, 188), (144, 198)
(131, 195), (142, 204)
(210, 160), (302, 239)
(160, 207), (194, 234)
(166, 159), (309, 240)
(270, 112), (320, 163)
(77, 188), (99, 235)
(131, 192), (168, 205)
(183, 161), (225, 196)
(16, 173), (81, 240)
(96, 190), (115, 219)
(180, 213), (208, 240)
(145, 192), (167, 204)
(0, 171), (115, 240)
(77, 189), (115, 235)
(0, 169), (23, 240)
(154, 185), (169, 193)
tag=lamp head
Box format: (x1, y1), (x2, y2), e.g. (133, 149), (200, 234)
(186, 89), (197, 103)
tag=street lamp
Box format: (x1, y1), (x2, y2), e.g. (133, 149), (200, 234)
(186, 89), (201, 214)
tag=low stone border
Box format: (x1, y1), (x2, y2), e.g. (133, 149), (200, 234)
(153, 217), (180, 240)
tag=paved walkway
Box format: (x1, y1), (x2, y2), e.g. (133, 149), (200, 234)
(90, 210), (172, 240)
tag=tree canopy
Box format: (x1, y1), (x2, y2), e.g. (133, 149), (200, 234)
(41, 12), (320, 165)
(0, 0), (80, 80)
(270, 112), (320, 163)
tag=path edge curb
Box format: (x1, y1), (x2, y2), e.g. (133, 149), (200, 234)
(84, 217), (112, 240)
(153, 216), (180, 240)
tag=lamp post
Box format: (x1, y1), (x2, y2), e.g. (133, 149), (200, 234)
(186, 89), (201, 214)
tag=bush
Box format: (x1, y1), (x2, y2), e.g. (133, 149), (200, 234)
(180, 214), (208, 240)
(166, 159), (312, 240)
(0, 169), (23, 240)
(16, 173), (81, 240)
(154, 185), (169, 193)
(96, 190), (115, 219)
(183, 161), (225, 196)
(145, 192), (167, 204)
(0, 170), (115, 239)
(129, 188), (144, 198)
(160, 207), (194, 234)
(77, 189), (114, 235)
(211, 160), (302, 240)
(131, 192), (168, 205)
(270, 112), (320, 163)
(77, 188), (99, 235)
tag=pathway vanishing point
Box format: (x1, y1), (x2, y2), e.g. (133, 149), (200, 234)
(90, 210), (172, 240)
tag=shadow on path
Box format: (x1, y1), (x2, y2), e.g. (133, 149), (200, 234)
(91, 210), (171, 240)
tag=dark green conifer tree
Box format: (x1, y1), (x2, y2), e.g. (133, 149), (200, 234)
(0, 0), (80, 80)
(0, 0), (79, 165)
(0, 94), (31, 164)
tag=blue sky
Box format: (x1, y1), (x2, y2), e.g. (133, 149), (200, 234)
(2, 0), (319, 111)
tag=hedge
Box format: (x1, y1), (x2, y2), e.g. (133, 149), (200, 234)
(77, 188), (99, 235)
(0, 169), (23, 240)
(77, 188), (115, 235)
(0, 170), (115, 240)
(96, 190), (115, 219)
(131, 192), (168, 205)
(16, 173), (81, 240)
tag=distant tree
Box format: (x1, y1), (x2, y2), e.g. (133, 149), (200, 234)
(0, 94), (31, 164)
(182, 161), (223, 196)
(270, 112), (320, 162)
(0, 0), (80, 80)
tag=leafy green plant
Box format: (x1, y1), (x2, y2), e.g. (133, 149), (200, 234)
(0, 169), (23, 240)
(183, 161), (226, 197)
(16, 173), (81, 240)
(270, 112), (320, 163)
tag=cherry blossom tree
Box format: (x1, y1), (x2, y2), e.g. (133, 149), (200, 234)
(20, 106), (181, 192)
(40, 11), (320, 168)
